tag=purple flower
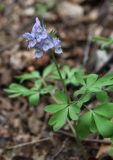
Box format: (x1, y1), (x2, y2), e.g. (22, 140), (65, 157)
(31, 17), (41, 34)
(31, 17), (47, 42)
(23, 17), (48, 48)
(33, 37), (54, 58)
(42, 37), (54, 51)
(53, 38), (63, 54)
(23, 32), (37, 48)
(33, 50), (43, 58)
(23, 17), (63, 58)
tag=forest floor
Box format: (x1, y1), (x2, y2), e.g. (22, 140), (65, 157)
(1, 0), (113, 159)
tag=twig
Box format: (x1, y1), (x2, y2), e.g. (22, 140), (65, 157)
(5, 137), (51, 150)
(58, 130), (111, 145)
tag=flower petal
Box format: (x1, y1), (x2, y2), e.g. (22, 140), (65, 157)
(23, 32), (33, 40)
(43, 38), (54, 51)
(53, 38), (61, 46)
(55, 47), (63, 54)
(32, 17), (41, 34)
(28, 39), (37, 48)
(33, 50), (43, 58)
(35, 17), (41, 26)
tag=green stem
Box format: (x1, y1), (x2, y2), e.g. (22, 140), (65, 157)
(51, 52), (70, 103)
(67, 119), (76, 137)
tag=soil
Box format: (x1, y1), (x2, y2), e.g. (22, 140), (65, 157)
(0, 0), (113, 159)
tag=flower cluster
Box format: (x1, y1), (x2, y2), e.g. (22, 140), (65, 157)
(23, 17), (62, 58)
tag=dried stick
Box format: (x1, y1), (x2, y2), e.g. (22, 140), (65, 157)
(5, 137), (51, 150)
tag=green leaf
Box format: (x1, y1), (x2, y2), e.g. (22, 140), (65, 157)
(74, 72), (85, 85)
(49, 70), (65, 80)
(101, 39), (113, 49)
(64, 67), (84, 85)
(76, 111), (93, 139)
(68, 104), (80, 120)
(96, 91), (109, 103)
(40, 85), (53, 94)
(34, 79), (43, 89)
(94, 103), (113, 119)
(88, 86), (102, 92)
(48, 72), (60, 80)
(95, 73), (113, 88)
(28, 93), (40, 106)
(44, 104), (67, 113)
(24, 89), (37, 96)
(4, 83), (29, 97)
(48, 114), (57, 126)
(43, 63), (64, 80)
(63, 65), (71, 76)
(9, 93), (22, 98)
(77, 93), (91, 108)
(15, 71), (40, 82)
(93, 36), (111, 43)
(90, 118), (98, 133)
(93, 113), (113, 137)
(82, 73), (113, 93)
(5, 83), (26, 91)
(54, 90), (68, 103)
(74, 86), (87, 96)
(86, 74), (98, 87)
(49, 108), (68, 131)
(43, 63), (55, 78)
(93, 36), (113, 48)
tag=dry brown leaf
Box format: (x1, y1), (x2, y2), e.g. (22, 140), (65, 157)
(96, 141), (112, 159)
